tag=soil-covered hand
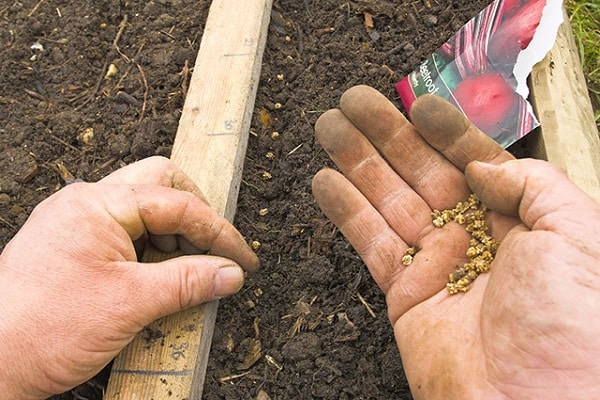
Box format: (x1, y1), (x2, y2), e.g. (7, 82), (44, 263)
(0, 156), (258, 399)
(312, 86), (600, 399)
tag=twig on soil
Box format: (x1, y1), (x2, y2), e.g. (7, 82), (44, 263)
(159, 28), (176, 40)
(179, 59), (191, 100)
(74, 60), (108, 110)
(23, 88), (46, 101)
(113, 15), (131, 63)
(136, 63), (148, 123)
(265, 354), (283, 379)
(114, 43), (146, 88)
(111, 16), (148, 122)
(47, 134), (80, 153)
(217, 371), (251, 384)
(287, 143), (303, 155)
(0, 216), (17, 230)
(356, 292), (376, 318)
(27, 0), (45, 17)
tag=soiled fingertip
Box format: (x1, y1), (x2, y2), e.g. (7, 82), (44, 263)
(311, 168), (335, 200)
(410, 94), (471, 150)
(315, 109), (349, 151)
(339, 85), (381, 109)
(464, 160), (521, 216)
(339, 85), (409, 145)
(244, 251), (260, 273)
(311, 168), (351, 220)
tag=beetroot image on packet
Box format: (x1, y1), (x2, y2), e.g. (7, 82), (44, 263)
(396, 0), (563, 148)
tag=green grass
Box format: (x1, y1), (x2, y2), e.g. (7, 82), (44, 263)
(566, 0), (600, 128)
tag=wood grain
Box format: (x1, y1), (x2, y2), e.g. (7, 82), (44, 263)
(529, 7), (600, 202)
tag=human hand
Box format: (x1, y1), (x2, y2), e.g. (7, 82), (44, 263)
(312, 86), (600, 399)
(0, 156), (258, 399)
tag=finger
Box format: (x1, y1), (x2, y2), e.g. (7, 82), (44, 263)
(465, 159), (600, 231)
(93, 184), (259, 271)
(148, 234), (207, 255)
(149, 234), (178, 253)
(312, 168), (471, 321)
(336, 85), (470, 209)
(119, 256), (245, 325)
(100, 156), (209, 203)
(312, 168), (407, 290)
(409, 94), (515, 171)
(315, 109), (432, 245)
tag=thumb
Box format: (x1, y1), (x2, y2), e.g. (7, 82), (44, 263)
(465, 158), (598, 229)
(121, 255), (245, 324)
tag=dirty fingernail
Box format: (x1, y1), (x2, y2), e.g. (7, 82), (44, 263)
(214, 266), (245, 298)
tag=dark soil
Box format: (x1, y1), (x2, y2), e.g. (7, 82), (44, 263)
(1, 1), (492, 399)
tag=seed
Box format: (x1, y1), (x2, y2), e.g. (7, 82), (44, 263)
(454, 214), (465, 224)
(251, 240), (261, 250)
(105, 63), (118, 79)
(402, 246), (418, 266)
(466, 246), (479, 258)
(259, 208), (269, 216)
(433, 217), (445, 228)
(432, 193), (498, 295)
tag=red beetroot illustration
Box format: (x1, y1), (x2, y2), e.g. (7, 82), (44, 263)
(500, 0), (525, 17)
(489, 0), (546, 68)
(452, 72), (519, 136)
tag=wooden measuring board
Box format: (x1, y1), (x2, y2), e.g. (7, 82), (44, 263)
(104, 0), (272, 398)
(529, 6), (600, 203)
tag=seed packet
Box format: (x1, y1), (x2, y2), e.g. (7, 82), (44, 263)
(396, 0), (564, 148)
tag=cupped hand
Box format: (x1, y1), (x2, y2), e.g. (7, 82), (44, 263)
(312, 86), (600, 399)
(0, 156), (258, 399)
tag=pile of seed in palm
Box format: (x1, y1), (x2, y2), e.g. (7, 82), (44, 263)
(431, 194), (499, 294)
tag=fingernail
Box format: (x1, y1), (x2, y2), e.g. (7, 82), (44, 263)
(214, 266), (244, 298)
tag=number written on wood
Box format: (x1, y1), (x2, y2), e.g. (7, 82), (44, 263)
(170, 342), (190, 361)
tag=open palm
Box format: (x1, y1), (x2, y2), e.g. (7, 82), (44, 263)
(312, 86), (600, 399)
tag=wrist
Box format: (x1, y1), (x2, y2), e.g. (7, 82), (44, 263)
(0, 318), (35, 399)
(0, 275), (44, 399)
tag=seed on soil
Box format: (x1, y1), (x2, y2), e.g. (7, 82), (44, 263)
(271, 131), (280, 140)
(105, 63), (118, 79)
(259, 208), (269, 216)
(431, 193), (499, 294)
(251, 240), (261, 250)
(262, 171), (272, 180)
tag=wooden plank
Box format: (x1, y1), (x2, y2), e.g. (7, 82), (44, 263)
(528, 6), (600, 202)
(104, 0), (272, 398)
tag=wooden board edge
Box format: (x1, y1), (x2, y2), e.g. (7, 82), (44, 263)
(529, 5), (600, 202)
